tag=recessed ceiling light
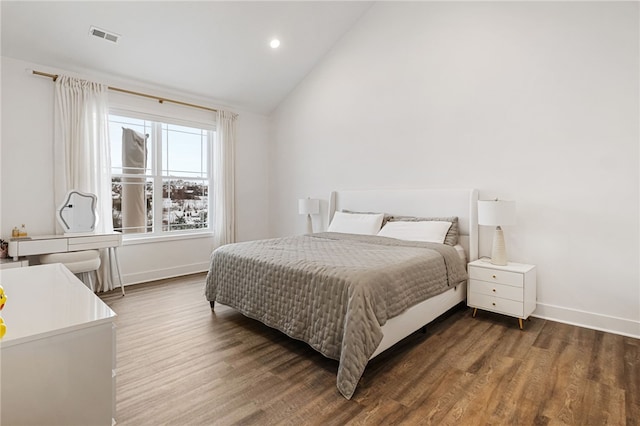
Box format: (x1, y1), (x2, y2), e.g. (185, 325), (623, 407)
(270, 39), (280, 49)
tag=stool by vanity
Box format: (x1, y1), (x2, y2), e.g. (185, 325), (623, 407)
(39, 250), (102, 292)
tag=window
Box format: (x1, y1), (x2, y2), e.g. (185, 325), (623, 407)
(109, 112), (214, 237)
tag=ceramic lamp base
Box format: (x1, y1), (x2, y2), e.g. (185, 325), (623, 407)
(490, 226), (508, 266)
(306, 214), (314, 234)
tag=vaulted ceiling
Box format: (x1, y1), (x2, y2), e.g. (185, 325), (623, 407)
(1, 1), (372, 113)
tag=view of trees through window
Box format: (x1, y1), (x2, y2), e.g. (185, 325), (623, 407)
(161, 179), (209, 231)
(109, 114), (212, 235)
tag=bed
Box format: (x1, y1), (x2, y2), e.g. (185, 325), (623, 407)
(205, 188), (478, 399)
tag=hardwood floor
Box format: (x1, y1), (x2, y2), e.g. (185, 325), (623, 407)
(100, 274), (639, 426)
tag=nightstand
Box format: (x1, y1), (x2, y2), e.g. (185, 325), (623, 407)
(467, 259), (536, 329)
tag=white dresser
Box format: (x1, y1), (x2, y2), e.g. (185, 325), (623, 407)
(467, 259), (537, 329)
(0, 264), (117, 425)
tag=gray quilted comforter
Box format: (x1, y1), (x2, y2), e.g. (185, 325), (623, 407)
(205, 232), (467, 399)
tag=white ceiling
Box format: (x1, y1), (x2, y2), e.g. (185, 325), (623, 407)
(1, 1), (372, 114)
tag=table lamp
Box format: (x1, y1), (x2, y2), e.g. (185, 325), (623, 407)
(298, 198), (320, 234)
(477, 199), (516, 266)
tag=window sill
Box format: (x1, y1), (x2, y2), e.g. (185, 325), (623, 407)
(122, 232), (214, 246)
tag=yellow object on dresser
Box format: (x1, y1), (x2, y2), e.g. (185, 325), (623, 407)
(467, 259), (537, 330)
(0, 284), (6, 309)
(0, 284), (6, 339)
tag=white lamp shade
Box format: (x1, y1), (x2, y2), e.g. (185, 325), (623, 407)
(298, 198), (319, 215)
(477, 200), (516, 226)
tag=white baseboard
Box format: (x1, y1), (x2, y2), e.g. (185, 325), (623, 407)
(119, 268), (640, 339)
(533, 302), (640, 339)
(122, 262), (209, 286)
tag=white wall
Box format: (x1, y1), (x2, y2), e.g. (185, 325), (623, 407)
(1, 56), (270, 284)
(269, 2), (639, 337)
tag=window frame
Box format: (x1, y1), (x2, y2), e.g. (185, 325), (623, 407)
(109, 108), (215, 242)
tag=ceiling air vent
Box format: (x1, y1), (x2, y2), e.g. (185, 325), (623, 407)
(89, 26), (120, 43)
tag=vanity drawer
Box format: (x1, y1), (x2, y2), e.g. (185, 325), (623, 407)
(12, 239), (68, 256)
(468, 292), (524, 317)
(469, 279), (523, 302)
(468, 266), (523, 287)
(69, 234), (121, 251)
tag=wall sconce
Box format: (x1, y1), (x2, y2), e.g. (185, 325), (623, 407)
(298, 198), (320, 234)
(477, 199), (516, 266)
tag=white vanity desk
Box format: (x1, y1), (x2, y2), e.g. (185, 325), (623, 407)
(8, 231), (122, 260)
(0, 263), (117, 425)
(8, 232), (124, 291)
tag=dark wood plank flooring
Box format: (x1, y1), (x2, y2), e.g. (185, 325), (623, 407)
(100, 274), (639, 425)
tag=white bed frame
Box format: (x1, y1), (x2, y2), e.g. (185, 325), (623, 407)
(328, 188), (478, 359)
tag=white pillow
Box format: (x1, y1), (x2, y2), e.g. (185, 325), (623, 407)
(327, 211), (384, 235)
(377, 220), (452, 243)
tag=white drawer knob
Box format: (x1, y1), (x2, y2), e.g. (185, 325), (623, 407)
(492, 302), (496, 306)
(492, 274), (497, 279)
(492, 288), (496, 292)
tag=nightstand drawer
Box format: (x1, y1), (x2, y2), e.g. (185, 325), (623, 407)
(468, 266), (523, 287)
(469, 279), (523, 302)
(468, 292), (524, 317)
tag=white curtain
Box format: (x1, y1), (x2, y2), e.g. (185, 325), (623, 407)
(54, 75), (117, 291)
(213, 110), (238, 247)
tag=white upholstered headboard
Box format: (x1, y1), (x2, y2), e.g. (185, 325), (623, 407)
(329, 188), (478, 262)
